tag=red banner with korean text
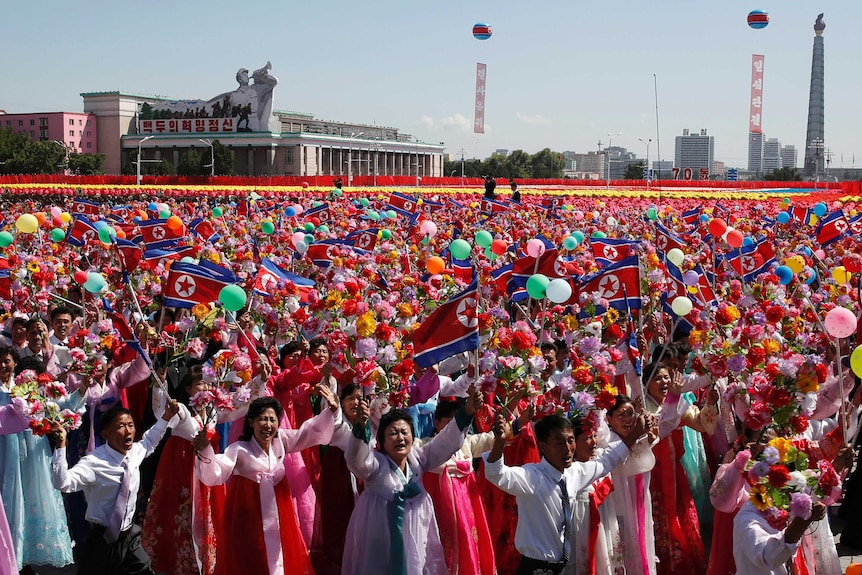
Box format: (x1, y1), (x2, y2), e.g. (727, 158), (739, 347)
(749, 55), (765, 134)
(474, 63), (486, 134)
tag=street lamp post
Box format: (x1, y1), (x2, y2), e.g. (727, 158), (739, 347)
(638, 137), (652, 190)
(199, 138), (215, 177)
(606, 132), (621, 189)
(136, 135), (155, 185)
(51, 140), (69, 174)
(347, 132), (364, 187)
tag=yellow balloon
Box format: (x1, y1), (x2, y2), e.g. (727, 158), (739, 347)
(833, 266), (851, 284)
(15, 214), (39, 234)
(784, 255), (805, 274)
(852, 345), (862, 379)
(687, 286), (698, 294)
(60, 212), (72, 223)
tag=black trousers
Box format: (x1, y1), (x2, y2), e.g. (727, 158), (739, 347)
(78, 524), (154, 575)
(516, 555), (567, 575)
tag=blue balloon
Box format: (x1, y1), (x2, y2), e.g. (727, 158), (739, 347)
(147, 202), (158, 211)
(813, 203), (827, 217)
(776, 212), (790, 224)
(699, 214), (710, 223)
(94, 220), (107, 230)
(775, 265), (794, 285)
(285, 207), (296, 217)
(742, 236), (754, 247)
(801, 246), (812, 256)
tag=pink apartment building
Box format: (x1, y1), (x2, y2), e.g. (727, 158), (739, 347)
(0, 111), (98, 154)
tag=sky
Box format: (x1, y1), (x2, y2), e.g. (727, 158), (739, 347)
(2, 0), (861, 170)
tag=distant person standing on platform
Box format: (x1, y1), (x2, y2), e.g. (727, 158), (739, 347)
(483, 175), (497, 200)
(50, 400), (180, 575)
(510, 179), (521, 203)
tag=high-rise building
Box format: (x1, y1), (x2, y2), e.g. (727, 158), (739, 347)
(748, 132), (764, 173)
(781, 145), (798, 169)
(675, 129), (714, 175)
(803, 14), (826, 177)
(763, 138), (783, 172)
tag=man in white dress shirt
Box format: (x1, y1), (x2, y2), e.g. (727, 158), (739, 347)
(484, 411), (646, 575)
(51, 399), (179, 574)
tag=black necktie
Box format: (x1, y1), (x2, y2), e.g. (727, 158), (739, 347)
(558, 477), (571, 563)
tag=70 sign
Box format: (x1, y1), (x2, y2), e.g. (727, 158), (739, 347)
(671, 167), (710, 181)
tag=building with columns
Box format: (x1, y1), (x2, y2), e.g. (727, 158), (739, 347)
(81, 90), (444, 178)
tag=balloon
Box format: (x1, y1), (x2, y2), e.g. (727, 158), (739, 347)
(742, 236), (754, 246)
(166, 215), (183, 230)
(646, 207), (658, 221)
(606, 216), (618, 227)
(449, 239), (472, 260)
(212, 207), (223, 218)
(844, 254), (862, 273)
(295, 240), (308, 254)
(94, 220), (107, 230)
(380, 229), (392, 240)
(426, 256), (445, 275)
(34, 212), (46, 226)
(51, 216), (63, 228)
(219, 284), (247, 312)
(50, 206), (62, 218)
(666, 248), (685, 267)
(304, 222), (315, 232)
(707, 218), (727, 237)
(50, 228), (66, 242)
(285, 207), (296, 217)
(726, 230), (744, 248)
(15, 214), (38, 234)
(683, 270), (700, 287)
(83, 272), (106, 294)
(824, 306), (857, 338)
(699, 214), (710, 223)
(260, 221), (275, 235)
(803, 267), (817, 284)
(776, 211), (790, 224)
(60, 212), (72, 223)
(814, 249), (826, 260)
(147, 202), (158, 211)
(158, 210), (171, 219)
(783, 197), (791, 205)
(526, 274), (550, 299)
(774, 265), (794, 285)
(546, 278), (573, 304)
(472, 22), (492, 40)
(359, 198), (370, 208)
(562, 235), (579, 250)
(475, 230), (493, 248)
(304, 234), (315, 245)
(833, 266), (852, 284)
(385, 210), (397, 220)
(574, 211), (584, 221)
(291, 232), (305, 247)
(180, 256), (196, 264)
(784, 255), (805, 274)
(420, 221), (438, 237)
(747, 9), (769, 29)
(73, 270), (88, 284)
(851, 345), (862, 379)
(0, 231), (14, 248)
(572, 231), (585, 244)
(301, 181), (309, 189)
(491, 239), (507, 255)
(813, 202), (827, 217)
(484, 248), (498, 261)
(98, 226), (115, 244)
(526, 239), (547, 258)
(367, 210), (381, 221)
(671, 296), (693, 317)
(591, 231), (607, 239)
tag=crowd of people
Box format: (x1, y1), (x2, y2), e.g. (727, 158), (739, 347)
(0, 182), (860, 575)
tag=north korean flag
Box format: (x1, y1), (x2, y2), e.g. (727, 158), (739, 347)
(0, 268), (11, 301)
(143, 245), (197, 268)
(345, 228), (378, 251)
(590, 237), (637, 267)
(102, 299), (146, 366)
(139, 219), (182, 249)
(577, 256), (641, 316)
(115, 238), (143, 274)
(386, 192), (419, 218)
(724, 240), (775, 282)
(421, 198), (446, 212)
(848, 214), (862, 236)
(450, 257), (475, 283)
(653, 221), (686, 256)
(189, 218), (221, 244)
(110, 205), (133, 222)
(306, 242), (336, 269)
(790, 206), (816, 226)
(491, 263), (513, 293)
(162, 261), (238, 309)
(71, 198), (101, 217)
(816, 211), (849, 246)
(412, 278), (480, 368)
(681, 208), (701, 227)
(513, 249), (568, 280)
(236, 200), (249, 217)
(253, 258), (314, 301)
(480, 197), (510, 215)
(304, 202), (333, 223)
(66, 215), (99, 247)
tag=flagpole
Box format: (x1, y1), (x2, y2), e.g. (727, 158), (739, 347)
(49, 292), (84, 310)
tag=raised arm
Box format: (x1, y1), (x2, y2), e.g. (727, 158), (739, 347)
(346, 397), (381, 481)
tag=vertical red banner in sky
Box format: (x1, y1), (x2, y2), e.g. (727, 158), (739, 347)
(749, 54), (765, 133)
(474, 62), (487, 134)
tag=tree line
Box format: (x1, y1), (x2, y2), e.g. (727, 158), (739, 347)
(0, 127), (105, 175)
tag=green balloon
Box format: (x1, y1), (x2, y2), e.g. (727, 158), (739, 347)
(572, 231), (585, 244)
(83, 273), (107, 294)
(484, 247), (498, 261)
(360, 198), (370, 207)
(783, 197), (791, 204)
(386, 210), (397, 220)
(526, 274), (550, 299)
(449, 239), (472, 260)
(219, 284), (247, 312)
(562, 236), (578, 250)
(0, 232), (12, 248)
(646, 207), (658, 221)
(212, 207), (223, 218)
(98, 226), (115, 244)
(380, 229), (392, 240)
(261, 221), (275, 235)
(304, 234), (315, 244)
(421, 236), (430, 245)
(159, 210), (171, 219)
(50, 228), (66, 242)
(313, 201), (322, 208)
(334, 189), (343, 197)
(592, 231), (607, 239)
(367, 210), (381, 221)
(475, 230), (493, 248)
(317, 225), (330, 234)
(304, 222), (315, 232)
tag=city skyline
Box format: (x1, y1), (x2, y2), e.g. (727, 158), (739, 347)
(2, 1), (861, 171)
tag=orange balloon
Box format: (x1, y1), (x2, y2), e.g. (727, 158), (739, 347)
(167, 215), (183, 230)
(115, 229), (127, 239)
(426, 256), (445, 275)
(35, 212), (47, 225)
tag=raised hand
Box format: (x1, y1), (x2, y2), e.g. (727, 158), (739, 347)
(316, 383), (339, 412)
(465, 384), (484, 416)
(356, 398), (370, 427)
(192, 429), (209, 452)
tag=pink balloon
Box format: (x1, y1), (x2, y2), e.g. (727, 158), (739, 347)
(50, 206), (62, 217)
(420, 220), (438, 237)
(814, 249), (826, 260)
(824, 307), (857, 339)
(526, 238), (547, 258)
(574, 211), (584, 221)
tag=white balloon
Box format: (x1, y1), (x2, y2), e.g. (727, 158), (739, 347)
(546, 278), (573, 304)
(666, 248), (685, 267)
(295, 240), (308, 254)
(671, 296), (693, 317)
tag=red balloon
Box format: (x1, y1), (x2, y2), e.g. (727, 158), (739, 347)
(726, 230), (744, 248)
(73, 270), (88, 284)
(843, 254), (862, 273)
(301, 182), (309, 189)
(310, 217), (321, 227)
(708, 218), (727, 237)
(491, 239), (508, 256)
